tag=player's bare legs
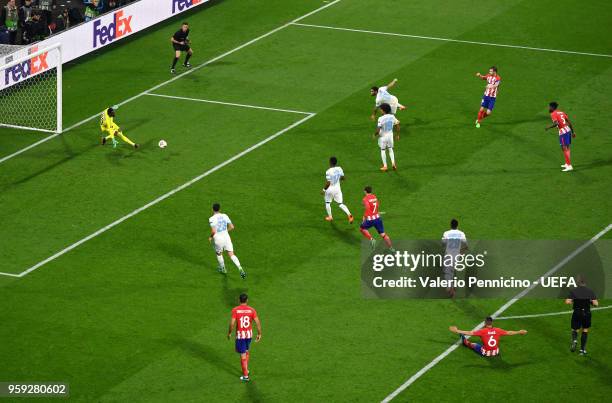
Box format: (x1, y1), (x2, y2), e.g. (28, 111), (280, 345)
(227, 251), (246, 279)
(561, 145), (573, 171)
(380, 149), (388, 171)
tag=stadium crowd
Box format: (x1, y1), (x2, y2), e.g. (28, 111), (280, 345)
(0, 0), (135, 45)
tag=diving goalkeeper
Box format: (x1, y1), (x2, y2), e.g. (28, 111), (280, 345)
(100, 107), (139, 149)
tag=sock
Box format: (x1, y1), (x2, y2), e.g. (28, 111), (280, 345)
(325, 202), (332, 217)
(171, 57), (179, 69)
(117, 132), (135, 146)
(360, 228), (373, 240)
(382, 234), (392, 248)
(580, 332), (588, 350)
(477, 110), (484, 122)
(571, 329), (578, 343)
(185, 53), (191, 63)
(380, 150), (387, 167)
(563, 149), (571, 165)
(246, 351), (250, 363)
(463, 337), (473, 348)
(241, 356), (249, 376)
(230, 255), (242, 270)
(216, 254), (225, 269)
(338, 203), (351, 216)
(388, 148), (395, 165)
(481, 111), (489, 120)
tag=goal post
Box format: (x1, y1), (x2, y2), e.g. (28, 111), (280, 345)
(0, 43), (62, 134)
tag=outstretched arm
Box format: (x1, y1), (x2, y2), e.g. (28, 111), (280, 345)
(505, 330), (528, 336)
(545, 120), (559, 131)
(449, 326), (475, 336)
(386, 78), (398, 89)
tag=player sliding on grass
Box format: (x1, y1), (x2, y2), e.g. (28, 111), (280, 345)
(375, 103), (400, 171)
(228, 293), (262, 382)
(209, 203), (246, 279)
(360, 186), (393, 251)
(450, 316), (527, 357)
(100, 107), (139, 149)
(321, 156), (354, 223)
(475, 66), (501, 128)
(546, 101), (576, 172)
(370, 78), (406, 120)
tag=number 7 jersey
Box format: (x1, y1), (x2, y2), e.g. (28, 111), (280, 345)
(232, 305), (258, 340)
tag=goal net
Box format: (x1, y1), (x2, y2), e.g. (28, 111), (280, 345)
(0, 44), (62, 133)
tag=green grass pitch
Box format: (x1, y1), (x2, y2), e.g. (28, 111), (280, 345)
(1, 0), (611, 401)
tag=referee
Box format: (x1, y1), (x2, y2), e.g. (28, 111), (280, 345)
(170, 22), (193, 74)
(565, 276), (598, 355)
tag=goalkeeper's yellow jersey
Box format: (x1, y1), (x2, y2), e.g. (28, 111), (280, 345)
(100, 109), (117, 132)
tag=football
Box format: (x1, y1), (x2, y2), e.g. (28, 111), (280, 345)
(158, 140), (167, 148)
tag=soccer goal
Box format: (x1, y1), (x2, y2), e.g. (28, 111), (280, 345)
(0, 43), (62, 134)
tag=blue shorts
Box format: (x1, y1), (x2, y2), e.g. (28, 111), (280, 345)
(559, 132), (572, 147)
(481, 96), (496, 111)
(360, 217), (385, 234)
(235, 338), (252, 354)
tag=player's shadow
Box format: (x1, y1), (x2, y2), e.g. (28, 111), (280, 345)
(221, 275), (249, 309)
(574, 157), (612, 171)
(576, 355), (612, 385)
(329, 221), (362, 246)
(244, 380), (265, 403)
(104, 138), (156, 164)
(173, 337), (236, 377)
(157, 241), (202, 267)
(461, 357), (534, 371)
(3, 142), (98, 190)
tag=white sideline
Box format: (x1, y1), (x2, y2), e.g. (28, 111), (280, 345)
(292, 23), (612, 59)
(145, 93), (314, 115)
(381, 223), (612, 402)
(1, 113), (314, 278)
(0, 0), (342, 165)
(496, 305), (612, 320)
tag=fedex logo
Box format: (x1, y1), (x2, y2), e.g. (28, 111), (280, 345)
(172, 0), (203, 14)
(4, 52), (49, 86)
(93, 10), (133, 48)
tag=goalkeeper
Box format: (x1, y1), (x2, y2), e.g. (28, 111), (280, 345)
(100, 107), (139, 149)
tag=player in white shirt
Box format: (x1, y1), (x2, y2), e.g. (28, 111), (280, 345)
(441, 218), (468, 297)
(370, 78), (406, 120)
(375, 103), (400, 171)
(321, 156), (354, 223)
(208, 203), (246, 279)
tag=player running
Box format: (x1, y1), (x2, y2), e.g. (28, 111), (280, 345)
(360, 186), (393, 250)
(321, 156), (354, 223)
(100, 107), (139, 149)
(170, 22), (193, 74)
(475, 66), (501, 128)
(375, 103), (400, 171)
(208, 203), (246, 279)
(546, 102), (576, 172)
(370, 78), (406, 120)
(441, 219), (468, 298)
(565, 276), (598, 355)
(450, 317), (527, 357)
(228, 293), (262, 382)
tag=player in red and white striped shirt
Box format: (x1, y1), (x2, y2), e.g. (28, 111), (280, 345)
(546, 102), (576, 172)
(450, 317), (527, 357)
(228, 293), (262, 382)
(475, 66), (501, 128)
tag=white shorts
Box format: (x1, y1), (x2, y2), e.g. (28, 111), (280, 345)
(389, 96), (399, 114)
(324, 187), (343, 204)
(378, 133), (394, 150)
(213, 232), (234, 253)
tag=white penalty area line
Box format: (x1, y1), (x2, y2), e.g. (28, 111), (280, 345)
(0, 0), (342, 166)
(496, 305), (612, 320)
(0, 113), (315, 279)
(291, 23), (612, 59)
(145, 93), (314, 115)
(381, 223), (612, 402)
